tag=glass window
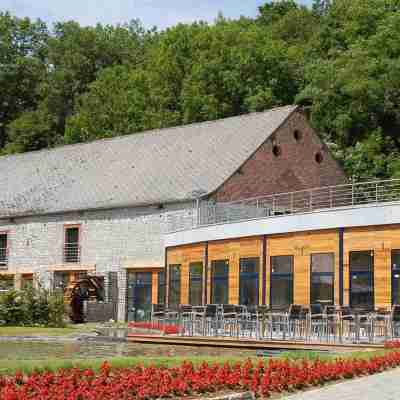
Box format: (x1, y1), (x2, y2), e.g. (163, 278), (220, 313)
(157, 271), (165, 304)
(189, 262), (203, 305)
(311, 253), (334, 305)
(64, 226), (80, 263)
(270, 256), (293, 309)
(349, 251), (374, 309)
(169, 265), (181, 307)
(211, 260), (229, 304)
(127, 272), (152, 321)
(392, 250), (400, 305)
(0, 233), (8, 266)
(239, 258), (259, 306)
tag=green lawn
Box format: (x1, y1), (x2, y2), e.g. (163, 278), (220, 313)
(0, 324), (98, 337)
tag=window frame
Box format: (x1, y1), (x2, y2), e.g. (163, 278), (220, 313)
(63, 224), (81, 264)
(189, 262), (203, 306)
(211, 259), (229, 305)
(0, 231), (9, 267)
(349, 250), (374, 309)
(391, 249), (400, 305)
(270, 255), (294, 310)
(157, 271), (166, 305)
(310, 252), (335, 306)
(239, 257), (259, 306)
(168, 264), (181, 308)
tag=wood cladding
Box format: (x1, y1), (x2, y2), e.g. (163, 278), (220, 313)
(166, 225), (400, 309)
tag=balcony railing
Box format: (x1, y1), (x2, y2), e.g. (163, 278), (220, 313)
(167, 178), (400, 232)
(63, 243), (81, 263)
(0, 247), (8, 268)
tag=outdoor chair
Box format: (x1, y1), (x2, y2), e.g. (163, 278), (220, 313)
(390, 305), (400, 338)
(221, 304), (237, 337)
(203, 304), (219, 336)
(307, 304), (325, 341)
(372, 307), (390, 341)
(324, 305), (340, 342)
(288, 305), (307, 339)
(191, 305), (206, 336)
(179, 305), (193, 336)
(151, 304), (166, 323)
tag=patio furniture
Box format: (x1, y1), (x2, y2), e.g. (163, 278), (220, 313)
(307, 303), (325, 341)
(151, 304), (166, 323)
(390, 305), (400, 338)
(221, 304), (237, 336)
(179, 304), (193, 336)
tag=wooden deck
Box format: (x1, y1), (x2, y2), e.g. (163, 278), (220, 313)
(127, 334), (383, 351)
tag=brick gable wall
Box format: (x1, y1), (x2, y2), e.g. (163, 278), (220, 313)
(212, 110), (347, 202)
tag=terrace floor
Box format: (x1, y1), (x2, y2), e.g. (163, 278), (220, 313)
(283, 367), (400, 400)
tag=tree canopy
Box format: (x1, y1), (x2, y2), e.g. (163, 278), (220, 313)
(1, 0), (400, 179)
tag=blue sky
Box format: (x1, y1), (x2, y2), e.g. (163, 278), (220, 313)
(2, 0), (312, 29)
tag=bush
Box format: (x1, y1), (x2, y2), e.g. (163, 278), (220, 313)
(0, 287), (66, 327)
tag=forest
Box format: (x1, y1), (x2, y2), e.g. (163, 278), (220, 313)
(1, 0), (400, 179)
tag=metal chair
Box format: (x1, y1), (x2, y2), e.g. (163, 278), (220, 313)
(390, 305), (400, 338)
(151, 304), (165, 323)
(179, 304), (193, 336)
(221, 304), (237, 336)
(308, 304), (325, 341)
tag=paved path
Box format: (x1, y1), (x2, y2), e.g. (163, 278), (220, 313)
(283, 368), (400, 400)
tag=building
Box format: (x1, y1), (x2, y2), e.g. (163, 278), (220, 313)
(0, 105), (346, 320)
(165, 180), (400, 311)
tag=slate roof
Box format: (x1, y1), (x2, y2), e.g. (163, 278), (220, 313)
(0, 105), (297, 218)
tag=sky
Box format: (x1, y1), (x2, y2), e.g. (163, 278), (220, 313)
(1, 0), (312, 29)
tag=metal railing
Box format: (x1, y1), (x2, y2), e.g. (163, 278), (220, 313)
(167, 179), (400, 232)
(0, 247), (8, 268)
(63, 243), (81, 264)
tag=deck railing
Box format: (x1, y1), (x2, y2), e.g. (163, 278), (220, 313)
(167, 178), (400, 232)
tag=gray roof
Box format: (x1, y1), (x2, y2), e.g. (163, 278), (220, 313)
(0, 105), (297, 218)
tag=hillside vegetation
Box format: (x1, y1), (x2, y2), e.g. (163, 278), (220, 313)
(1, 0), (400, 179)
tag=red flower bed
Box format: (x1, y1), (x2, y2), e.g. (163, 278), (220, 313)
(384, 340), (400, 349)
(2, 350), (400, 399)
(127, 321), (182, 335)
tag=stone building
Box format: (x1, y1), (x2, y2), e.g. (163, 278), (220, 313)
(0, 105), (346, 321)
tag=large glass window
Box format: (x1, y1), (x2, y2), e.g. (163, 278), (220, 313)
(157, 271), (165, 304)
(127, 272), (152, 321)
(211, 260), (229, 304)
(349, 251), (374, 309)
(0, 233), (8, 267)
(239, 258), (259, 306)
(392, 250), (400, 305)
(311, 253), (334, 305)
(169, 265), (181, 307)
(270, 255), (293, 309)
(189, 262), (203, 305)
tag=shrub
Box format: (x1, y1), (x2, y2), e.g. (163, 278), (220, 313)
(0, 287), (65, 327)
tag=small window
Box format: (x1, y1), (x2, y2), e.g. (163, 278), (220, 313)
(272, 145), (281, 157)
(64, 226), (80, 263)
(293, 130), (302, 141)
(0, 233), (8, 267)
(315, 152), (323, 164)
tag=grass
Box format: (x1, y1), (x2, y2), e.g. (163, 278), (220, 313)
(0, 349), (391, 376)
(0, 324), (98, 337)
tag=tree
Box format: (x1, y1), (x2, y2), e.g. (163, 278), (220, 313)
(0, 13), (48, 149)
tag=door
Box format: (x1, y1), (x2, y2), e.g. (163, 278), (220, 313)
(127, 272), (152, 321)
(349, 251), (374, 309)
(392, 250), (400, 305)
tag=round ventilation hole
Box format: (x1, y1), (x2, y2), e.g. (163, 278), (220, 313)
(272, 145), (281, 157)
(315, 152), (324, 164)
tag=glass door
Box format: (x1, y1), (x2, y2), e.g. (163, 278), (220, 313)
(392, 250), (400, 305)
(127, 272), (152, 321)
(349, 251), (374, 309)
